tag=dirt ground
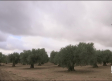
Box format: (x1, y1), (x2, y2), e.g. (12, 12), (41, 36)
(0, 62), (112, 81)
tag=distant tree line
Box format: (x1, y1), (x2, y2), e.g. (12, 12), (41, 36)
(0, 48), (49, 68)
(20, 48), (48, 68)
(0, 42), (112, 71)
(50, 42), (112, 71)
(0, 52), (8, 66)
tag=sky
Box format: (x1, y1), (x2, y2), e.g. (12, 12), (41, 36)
(0, 1), (112, 56)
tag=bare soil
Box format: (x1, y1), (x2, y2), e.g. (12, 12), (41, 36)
(0, 62), (112, 81)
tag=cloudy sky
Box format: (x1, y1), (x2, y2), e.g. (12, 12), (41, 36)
(0, 1), (112, 56)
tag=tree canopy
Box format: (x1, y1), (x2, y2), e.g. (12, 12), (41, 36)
(51, 42), (95, 71)
(0, 42), (112, 71)
(20, 48), (48, 68)
(50, 50), (58, 64)
(8, 52), (20, 67)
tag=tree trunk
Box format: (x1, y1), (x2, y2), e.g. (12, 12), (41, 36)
(12, 62), (15, 67)
(58, 64), (61, 67)
(22, 63), (26, 65)
(103, 62), (107, 66)
(54, 63), (57, 65)
(68, 65), (75, 71)
(30, 64), (34, 68)
(93, 63), (98, 68)
(0, 63), (1, 66)
(41, 62), (44, 64)
(38, 63), (41, 66)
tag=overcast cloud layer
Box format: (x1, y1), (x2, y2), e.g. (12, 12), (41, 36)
(0, 1), (112, 56)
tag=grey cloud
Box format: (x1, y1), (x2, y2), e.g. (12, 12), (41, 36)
(0, 31), (8, 41)
(0, 1), (42, 35)
(0, 1), (112, 54)
(86, 2), (112, 27)
(35, 1), (112, 47)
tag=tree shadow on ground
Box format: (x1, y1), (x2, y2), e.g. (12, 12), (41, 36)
(18, 66), (57, 70)
(86, 64), (111, 69)
(54, 69), (97, 74)
(17, 65), (63, 70)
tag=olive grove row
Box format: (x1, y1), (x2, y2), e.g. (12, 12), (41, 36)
(0, 42), (112, 71)
(50, 42), (112, 71)
(0, 48), (49, 68)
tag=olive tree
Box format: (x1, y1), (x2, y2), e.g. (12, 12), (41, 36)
(0, 52), (2, 65)
(55, 42), (95, 71)
(27, 49), (38, 68)
(90, 50), (102, 68)
(20, 50), (30, 65)
(50, 51), (58, 64)
(2, 54), (8, 64)
(20, 48), (48, 68)
(8, 52), (20, 67)
(101, 50), (112, 66)
(58, 45), (76, 71)
(37, 48), (48, 66)
(109, 51), (112, 65)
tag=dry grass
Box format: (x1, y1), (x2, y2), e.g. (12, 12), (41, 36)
(0, 62), (112, 80)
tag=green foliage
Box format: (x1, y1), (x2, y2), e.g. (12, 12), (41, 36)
(76, 42), (95, 65)
(2, 54), (8, 64)
(90, 49), (112, 67)
(54, 52), (60, 65)
(0, 52), (2, 65)
(1, 41), (112, 71)
(96, 50), (103, 64)
(50, 51), (58, 64)
(109, 52), (112, 65)
(58, 45), (76, 71)
(37, 48), (48, 65)
(101, 50), (112, 66)
(90, 50), (102, 68)
(53, 42), (96, 71)
(0, 52), (8, 65)
(8, 52), (20, 67)
(20, 50), (31, 65)
(27, 49), (38, 65)
(20, 48), (48, 68)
